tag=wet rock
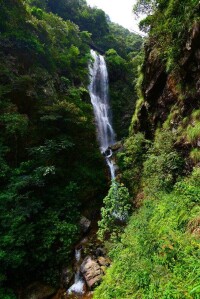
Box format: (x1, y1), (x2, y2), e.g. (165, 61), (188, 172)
(80, 236), (89, 245)
(80, 257), (103, 289)
(21, 282), (56, 299)
(61, 267), (74, 288)
(80, 216), (91, 234)
(105, 148), (112, 158)
(109, 141), (122, 152)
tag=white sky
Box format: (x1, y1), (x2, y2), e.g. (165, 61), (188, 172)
(86, 0), (142, 34)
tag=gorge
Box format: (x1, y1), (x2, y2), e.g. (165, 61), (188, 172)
(0, 1), (200, 299)
(65, 49), (118, 298)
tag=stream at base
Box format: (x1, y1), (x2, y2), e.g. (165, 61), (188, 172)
(58, 50), (117, 299)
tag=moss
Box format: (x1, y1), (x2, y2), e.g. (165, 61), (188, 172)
(175, 110), (200, 145)
(190, 148), (200, 164)
(129, 97), (145, 132)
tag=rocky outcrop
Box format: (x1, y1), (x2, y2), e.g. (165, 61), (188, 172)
(97, 256), (111, 267)
(61, 267), (74, 288)
(80, 256), (103, 289)
(79, 216), (91, 234)
(134, 21), (200, 142)
(109, 141), (123, 152)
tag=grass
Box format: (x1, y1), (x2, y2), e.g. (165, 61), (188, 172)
(94, 168), (200, 299)
(190, 148), (200, 164)
(187, 123), (200, 145)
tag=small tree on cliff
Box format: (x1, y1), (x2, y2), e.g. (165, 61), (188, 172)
(98, 181), (131, 241)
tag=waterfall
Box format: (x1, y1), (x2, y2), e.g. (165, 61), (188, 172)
(67, 248), (84, 295)
(89, 50), (116, 179)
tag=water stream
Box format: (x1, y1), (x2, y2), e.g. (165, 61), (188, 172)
(66, 50), (116, 298)
(89, 49), (116, 180)
(67, 248), (85, 296)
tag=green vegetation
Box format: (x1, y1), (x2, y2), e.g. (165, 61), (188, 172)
(142, 129), (183, 194)
(105, 49), (144, 137)
(190, 148), (200, 164)
(94, 1), (200, 297)
(98, 181), (131, 241)
(0, 0), (107, 291)
(117, 132), (148, 197)
(94, 168), (200, 299)
(134, 0), (200, 71)
(26, 0), (143, 137)
(0, 0), (143, 294)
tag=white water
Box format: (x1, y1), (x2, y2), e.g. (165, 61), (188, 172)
(89, 50), (116, 179)
(67, 248), (85, 295)
(67, 272), (85, 295)
(75, 248), (81, 262)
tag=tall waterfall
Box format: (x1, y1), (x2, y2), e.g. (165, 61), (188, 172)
(89, 50), (116, 179)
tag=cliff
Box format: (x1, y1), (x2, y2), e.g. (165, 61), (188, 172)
(131, 22), (200, 167)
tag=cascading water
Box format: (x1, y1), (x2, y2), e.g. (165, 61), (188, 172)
(66, 50), (117, 298)
(67, 248), (85, 295)
(89, 50), (116, 179)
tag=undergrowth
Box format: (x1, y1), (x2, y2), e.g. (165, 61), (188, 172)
(94, 167), (200, 299)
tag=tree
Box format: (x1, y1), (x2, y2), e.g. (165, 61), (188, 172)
(98, 181), (131, 241)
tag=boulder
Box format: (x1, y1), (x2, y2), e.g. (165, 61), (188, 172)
(80, 257), (103, 289)
(97, 256), (111, 267)
(79, 216), (91, 233)
(110, 141), (122, 152)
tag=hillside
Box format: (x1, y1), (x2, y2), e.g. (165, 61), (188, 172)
(94, 1), (200, 298)
(0, 0), (142, 297)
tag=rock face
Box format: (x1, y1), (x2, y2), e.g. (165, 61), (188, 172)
(79, 216), (91, 234)
(109, 141), (123, 152)
(80, 256), (103, 289)
(132, 21), (200, 151)
(61, 267), (74, 288)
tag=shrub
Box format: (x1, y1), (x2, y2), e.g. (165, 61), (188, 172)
(98, 181), (131, 241)
(117, 133), (148, 196)
(143, 129), (183, 194)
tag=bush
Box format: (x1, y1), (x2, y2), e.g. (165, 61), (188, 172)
(98, 181), (131, 241)
(143, 129), (183, 194)
(117, 133), (148, 197)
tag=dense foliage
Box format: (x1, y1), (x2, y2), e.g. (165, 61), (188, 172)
(4, 1), (199, 299)
(98, 181), (131, 241)
(105, 49), (143, 138)
(0, 0), (108, 291)
(26, 0), (143, 137)
(95, 128), (200, 298)
(134, 0), (200, 71)
(94, 168), (200, 299)
(0, 0), (143, 295)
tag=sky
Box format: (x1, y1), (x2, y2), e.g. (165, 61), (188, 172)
(86, 0), (142, 34)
